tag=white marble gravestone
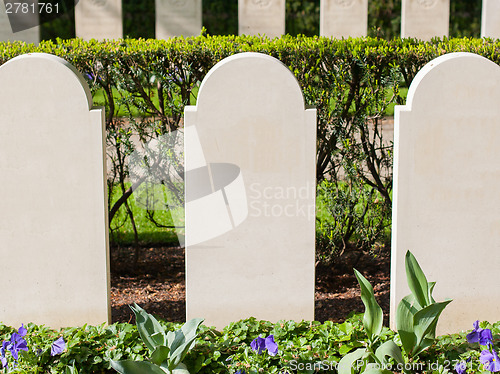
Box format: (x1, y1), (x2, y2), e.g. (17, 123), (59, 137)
(185, 52), (316, 329)
(390, 52), (500, 335)
(238, 0), (285, 38)
(481, 0), (500, 39)
(156, 0), (202, 38)
(75, 0), (123, 40)
(320, 0), (367, 38)
(0, 53), (109, 329)
(0, 0), (39, 44)
(401, 0), (449, 41)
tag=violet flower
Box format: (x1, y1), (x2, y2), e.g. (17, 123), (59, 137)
(50, 337), (65, 356)
(481, 349), (500, 372)
(467, 320), (493, 346)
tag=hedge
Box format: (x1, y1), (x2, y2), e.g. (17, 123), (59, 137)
(0, 35), (498, 257)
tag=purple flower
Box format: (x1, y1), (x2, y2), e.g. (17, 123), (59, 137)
(17, 324), (27, 337)
(250, 336), (266, 354)
(455, 361), (467, 374)
(50, 337), (65, 356)
(235, 371), (245, 374)
(1, 340), (8, 358)
(467, 320), (493, 346)
(250, 335), (278, 356)
(482, 329), (494, 346)
(8, 332), (28, 360)
(481, 349), (500, 372)
(265, 335), (278, 356)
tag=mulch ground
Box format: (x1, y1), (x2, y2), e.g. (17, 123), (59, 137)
(110, 245), (390, 326)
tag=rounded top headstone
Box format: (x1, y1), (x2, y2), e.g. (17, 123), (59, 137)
(0, 53), (93, 111)
(196, 52), (305, 113)
(405, 52), (500, 113)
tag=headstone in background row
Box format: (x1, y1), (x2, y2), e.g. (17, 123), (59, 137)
(75, 0), (123, 40)
(0, 0), (39, 44)
(320, 0), (368, 38)
(238, 0), (285, 38)
(0, 53), (110, 329)
(155, 0), (202, 38)
(185, 52), (316, 329)
(390, 52), (500, 335)
(401, 0), (449, 41)
(481, 0), (500, 39)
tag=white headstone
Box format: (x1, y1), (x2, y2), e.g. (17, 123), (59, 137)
(390, 52), (500, 335)
(0, 1), (39, 44)
(481, 0), (500, 39)
(401, 0), (449, 41)
(0, 53), (109, 329)
(320, 0), (368, 38)
(185, 52), (316, 329)
(238, 0), (285, 38)
(155, 0), (202, 38)
(75, 0), (123, 40)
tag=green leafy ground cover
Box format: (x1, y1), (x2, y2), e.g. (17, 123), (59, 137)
(0, 315), (493, 373)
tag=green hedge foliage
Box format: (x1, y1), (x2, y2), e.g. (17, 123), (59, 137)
(0, 36), (499, 258)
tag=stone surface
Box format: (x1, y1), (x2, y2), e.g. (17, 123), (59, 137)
(238, 0), (285, 38)
(156, 0), (202, 38)
(401, 0), (449, 41)
(185, 52), (316, 329)
(0, 0), (39, 43)
(320, 0), (367, 38)
(0, 53), (110, 329)
(481, 0), (500, 38)
(75, 0), (122, 40)
(390, 52), (500, 335)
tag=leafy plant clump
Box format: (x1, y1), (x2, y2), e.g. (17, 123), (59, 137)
(338, 250), (452, 374)
(111, 304), (204, 373)
(0, 311), (495, 373)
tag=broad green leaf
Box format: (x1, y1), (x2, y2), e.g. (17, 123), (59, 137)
(354, 269), (383, 342)
(428, 282), (436, 303)
(375, 341), (405, 366)
(413, 299), (452, 355)
(168, 329), (186, 355)
(150, 346), (170, 366)
(172, 363), (191, 374)
(338, 348), (367, 374)
(405, 251), (430, 308)
(131, 304), (167, 351)
(396, 294), (417, 356)
(180, 318), (204, 343)
(110, 360), (167, 374)
(169, 335), (198, 370)
(166, 330), (176, 347)
(65, 365), (79, 374)
(167, 319), (203, 368)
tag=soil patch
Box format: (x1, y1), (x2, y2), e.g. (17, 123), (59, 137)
(110, 246), (390, 325)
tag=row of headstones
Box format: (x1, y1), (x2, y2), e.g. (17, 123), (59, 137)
(1, 49), (498, 335)
(2, 0), (500, 44)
